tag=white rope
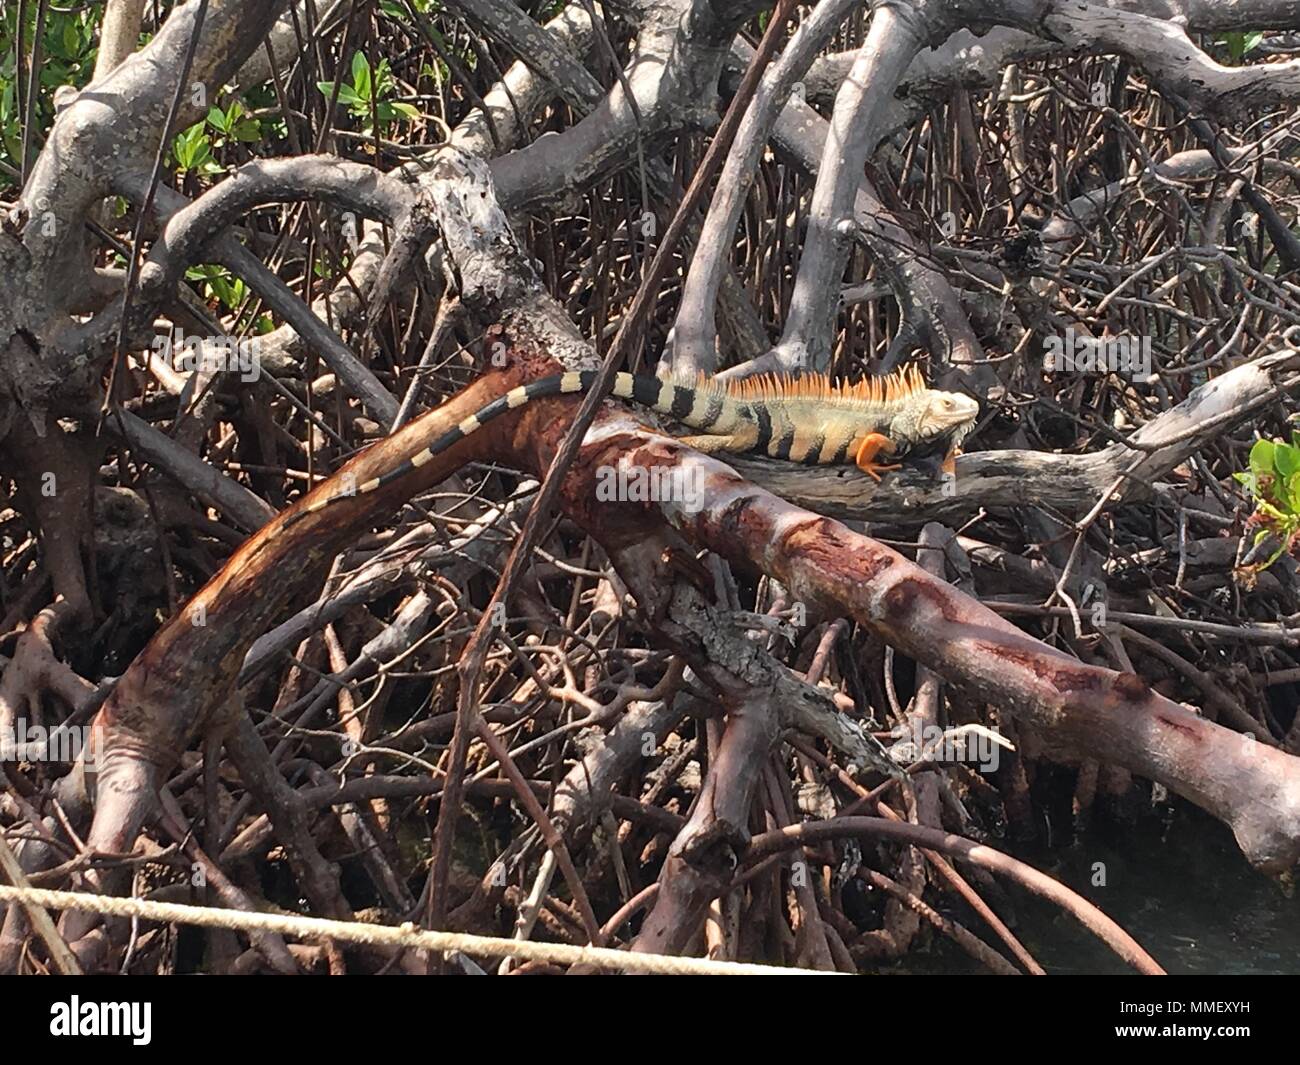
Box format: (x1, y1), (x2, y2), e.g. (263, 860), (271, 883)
(0, 884), (835, 975)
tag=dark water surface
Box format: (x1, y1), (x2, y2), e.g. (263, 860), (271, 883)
(901, 805), (1299, 974)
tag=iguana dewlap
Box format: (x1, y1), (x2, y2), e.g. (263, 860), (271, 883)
(286, 366), (979, 525)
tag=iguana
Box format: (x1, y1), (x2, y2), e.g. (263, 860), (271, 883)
(284, 365), (979, 526)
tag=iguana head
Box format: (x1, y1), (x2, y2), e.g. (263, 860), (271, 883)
(892, 389), (980, 459)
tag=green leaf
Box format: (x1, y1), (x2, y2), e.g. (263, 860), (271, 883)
(209, 275), (236, 308)
(232, 118), (262, 142)
(1250, 439), (1277, 478)
(1222, 32), (1246, 61)
(1275, 442), (1300, 479)
(1221, 31), (1266, 62)
(172, 122), (213, 171)
(62, 19), (80, 59)
(351, 52), (372, 99)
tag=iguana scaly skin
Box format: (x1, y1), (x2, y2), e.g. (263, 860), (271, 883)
(286, 366), (979, 526)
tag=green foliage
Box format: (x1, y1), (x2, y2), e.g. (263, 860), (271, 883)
(171, 97), (266, 176)
(1, 4), (273, 187)
(206, 98), (262, 142)
(317, 52), (421, 135)
(185, 263), (272, 333)
(312, 252), (348, 282)
(1218, 31), (1265, 62)
(529, 0), (569, 20)
(1234, 435), (1300, 574)
(172, 121), (219, 176)
(1, 78), (20, 178)
(379, 0), (439, 19)
(186, 263), (247, 312)
(0, 5), (101, 188)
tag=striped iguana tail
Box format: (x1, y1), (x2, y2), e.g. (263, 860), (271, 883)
(284, 367), (979, 526)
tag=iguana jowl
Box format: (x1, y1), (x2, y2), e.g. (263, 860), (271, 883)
(286, 366), (979, 525)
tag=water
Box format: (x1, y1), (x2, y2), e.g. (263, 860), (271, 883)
(904, 806), (1299, 974)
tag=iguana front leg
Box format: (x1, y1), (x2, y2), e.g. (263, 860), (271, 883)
(854, 432), (901, 481)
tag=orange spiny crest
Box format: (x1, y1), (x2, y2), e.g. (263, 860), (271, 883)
(700, 365), (927, 405)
